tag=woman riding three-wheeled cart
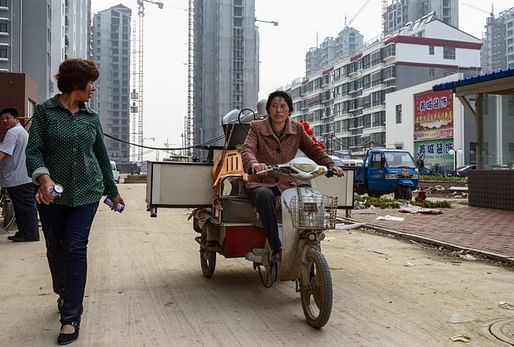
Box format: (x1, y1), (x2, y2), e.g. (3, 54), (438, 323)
(191, 92), (344, 328)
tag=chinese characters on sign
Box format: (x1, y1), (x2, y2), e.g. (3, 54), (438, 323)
(414, 89), (455, 170)
(414, 90), (453, 140)
(415, 139), (454, 168)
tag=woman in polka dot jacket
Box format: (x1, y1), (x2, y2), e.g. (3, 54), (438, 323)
(26, 59), (124, 345)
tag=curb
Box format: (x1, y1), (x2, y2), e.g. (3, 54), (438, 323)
(342, 218), (514, 266)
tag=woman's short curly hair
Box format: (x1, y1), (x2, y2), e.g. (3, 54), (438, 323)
(56, 59), (99, 93)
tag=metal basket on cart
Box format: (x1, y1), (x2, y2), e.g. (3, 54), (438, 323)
(289, 194), (338, 230)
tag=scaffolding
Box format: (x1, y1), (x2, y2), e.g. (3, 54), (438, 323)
(133, 0), (163, 162)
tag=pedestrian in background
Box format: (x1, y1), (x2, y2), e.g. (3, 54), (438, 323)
(26, 59), (124, 345)
(0, 108), (39, 242)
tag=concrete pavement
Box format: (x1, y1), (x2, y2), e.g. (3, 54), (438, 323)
(346, 201), (514, 264)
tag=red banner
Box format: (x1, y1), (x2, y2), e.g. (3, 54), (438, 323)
(414, 90), (453, 140)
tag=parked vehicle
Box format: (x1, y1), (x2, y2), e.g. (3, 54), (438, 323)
(418, 166), (435, 176)
(455, 164), (476, 177)
(354, 148), (419, 200)
(110, 160), (120, 183)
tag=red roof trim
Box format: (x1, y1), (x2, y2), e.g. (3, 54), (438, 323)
(384, 36), (482, 50)
(395, 61), (481, 70)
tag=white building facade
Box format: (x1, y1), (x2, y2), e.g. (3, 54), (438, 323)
(287, 15), (481, 159)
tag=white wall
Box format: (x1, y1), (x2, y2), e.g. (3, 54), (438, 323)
(424, 21), (480, 42)
(395, 43), (481, 69)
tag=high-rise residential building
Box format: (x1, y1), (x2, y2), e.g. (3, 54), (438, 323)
(0, 0), (91, 101)
(286, 15), (481, 158)
(481, 7), (514, 73)
(383, 0), (458, 36)
(193, 0), (259, 154)
(306, 27), (364, 77)
(92, 4), (131, 164)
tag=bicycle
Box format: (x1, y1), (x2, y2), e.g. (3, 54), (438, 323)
(0, 188), (16, 230)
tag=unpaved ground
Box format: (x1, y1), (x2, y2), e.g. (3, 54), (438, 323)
(0, 184), (513, 346)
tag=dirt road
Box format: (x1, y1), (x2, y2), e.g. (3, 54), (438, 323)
(1, 184), (513, 346)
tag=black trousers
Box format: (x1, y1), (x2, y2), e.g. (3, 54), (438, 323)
(247, 186), (281, 252)
(38, 202), (99, 325)
(6, 183), (39, 240)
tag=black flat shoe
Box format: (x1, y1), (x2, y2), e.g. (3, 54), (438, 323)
(57, 323), (79, 345)
(9, 235), (39, 242)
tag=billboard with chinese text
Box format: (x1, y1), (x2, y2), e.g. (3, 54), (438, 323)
(414, 139), (454, 171)
(414, 90), (453, 140)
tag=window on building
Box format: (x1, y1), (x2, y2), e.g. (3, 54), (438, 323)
(0, 45), (7, 59)
(429, 67), (435, 76)
(371, 50), (382, 66)
(0, 18), (9, 33)
(429, 45), (434, 55)
(382, 44), (396, 59)
(0, 0), (7, 7)
(443, 47), (456, 59)
(395, 104), (402, 124)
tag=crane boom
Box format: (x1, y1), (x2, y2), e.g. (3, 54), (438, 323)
(346, 0), (373, 27)
(462, 2), (492, 16)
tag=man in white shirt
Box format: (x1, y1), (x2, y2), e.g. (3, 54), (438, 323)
(0, 108), (39, 242)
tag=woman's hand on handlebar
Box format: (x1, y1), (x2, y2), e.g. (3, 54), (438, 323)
(327, 166), (344, 177)
(251, 163), (268, 175)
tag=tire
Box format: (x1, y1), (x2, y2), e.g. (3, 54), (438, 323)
(200, 241), (216, 278)
(396, 186), (412, 200)
(300, 248), (333, 329)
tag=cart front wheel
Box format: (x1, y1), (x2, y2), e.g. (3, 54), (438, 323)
(300, 248), (332, 328)
(200, 243), (216, 278)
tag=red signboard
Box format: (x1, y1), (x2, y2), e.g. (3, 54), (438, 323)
(414, 90), (453, 140)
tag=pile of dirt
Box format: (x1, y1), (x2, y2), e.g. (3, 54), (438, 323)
(418, 180), (468, 198)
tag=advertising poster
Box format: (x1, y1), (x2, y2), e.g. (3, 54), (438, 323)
(414, 139), (454, 170)
(414, 90), (453, 140)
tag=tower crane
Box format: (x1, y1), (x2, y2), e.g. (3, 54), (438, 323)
(133, 0), (163, 162)
(344, 0), (373, 27)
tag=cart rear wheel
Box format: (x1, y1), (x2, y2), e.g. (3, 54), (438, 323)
(200, 243), (216, 278)
(300, 248), (332, 329)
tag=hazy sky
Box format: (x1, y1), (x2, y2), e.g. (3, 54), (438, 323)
(90, 0), (512, 157)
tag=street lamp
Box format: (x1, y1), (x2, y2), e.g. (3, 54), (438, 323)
(448, 148), (462, 175)
(255, 18), (279, 26)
